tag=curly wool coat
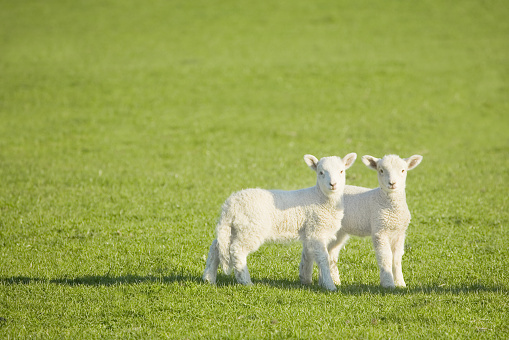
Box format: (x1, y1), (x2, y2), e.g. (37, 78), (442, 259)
(203, 153), (357, 291)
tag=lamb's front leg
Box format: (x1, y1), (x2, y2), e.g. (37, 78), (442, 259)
(372, 234), (395, 289)
(326, 231), (350, 286)
(391, 234), (406, 287)
(310, 240), (337, 291)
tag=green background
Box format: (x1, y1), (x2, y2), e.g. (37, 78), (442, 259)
(1, 0), (508, 338)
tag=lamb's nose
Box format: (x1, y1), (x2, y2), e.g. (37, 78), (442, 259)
(330, 183), (337, 189)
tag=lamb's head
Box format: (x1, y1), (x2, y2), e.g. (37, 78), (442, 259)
(304, 153), (357, 196)
(362, 154), (423, 193)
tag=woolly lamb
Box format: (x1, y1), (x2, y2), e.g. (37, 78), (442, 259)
(203, 153), (357, 291)
(318, 154), (423, 289)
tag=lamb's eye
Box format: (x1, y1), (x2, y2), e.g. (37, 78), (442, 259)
(402, 169), (405, 173)
(340, 170), (344, 174)
(379, 169), (383, 174)
(319, 171), (324, 175)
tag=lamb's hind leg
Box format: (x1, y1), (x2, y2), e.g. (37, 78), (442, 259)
(230, 232), (267, 286)
(230, 240), (253, 285)
(299, 244), (314, 286)
(203, 239), (220, 284)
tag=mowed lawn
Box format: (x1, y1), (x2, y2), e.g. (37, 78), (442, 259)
(1, 0), (508, 338)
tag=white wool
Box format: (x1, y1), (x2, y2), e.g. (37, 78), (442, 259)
(324, 154), (423, 289)
(203, 153), (357, 291)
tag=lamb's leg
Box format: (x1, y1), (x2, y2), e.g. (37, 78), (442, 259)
(230, 240), (253, 285)
(391, 234), (406, 287)
(203, 239), (220, 284)
(310, 240), (337, 291)
(299, 244), (314, 285)
(327, 231), (350, 285)
(373, 235), (395, 288)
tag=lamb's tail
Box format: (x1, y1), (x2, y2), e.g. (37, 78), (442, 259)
(216, 209), (233, 275)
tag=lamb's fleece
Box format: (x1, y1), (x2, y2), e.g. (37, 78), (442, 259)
(323, 154), (423, 289)
(203, 153), (357, 291)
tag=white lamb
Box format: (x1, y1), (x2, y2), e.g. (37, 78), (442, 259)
(315, 154), (423, 289)
(203, 153), (357, 291)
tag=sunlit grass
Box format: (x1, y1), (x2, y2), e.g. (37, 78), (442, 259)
(1, 0), (508, 338)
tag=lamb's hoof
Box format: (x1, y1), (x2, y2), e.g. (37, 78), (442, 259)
(300, 277), (313, 286)
(320, 279), (338, 291)
(202, 274), (215, 285)
(394, 279), (406, 288)
(380, 275), (396, 289)
(323, 284), (337, 292)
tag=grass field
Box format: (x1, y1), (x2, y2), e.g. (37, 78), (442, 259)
(1, 0), (508, 338)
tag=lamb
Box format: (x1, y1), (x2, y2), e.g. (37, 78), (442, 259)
(315, 154), (423, 289)
(203, 153), (357, 291)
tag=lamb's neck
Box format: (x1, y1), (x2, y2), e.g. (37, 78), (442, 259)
(380, 188), (408, 208)
(314, 185), (343, 209)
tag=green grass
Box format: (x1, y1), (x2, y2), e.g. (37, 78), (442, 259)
(1, 0), (508, 338)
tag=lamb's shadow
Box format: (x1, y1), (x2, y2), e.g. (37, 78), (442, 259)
(404, 283), (509, 295)
(255, 279), (334, 293)
(228, 278), (508, 295)
(253, 279), (411, 294)
(1, 273), (203, 286)
(338, 283), (509, 295)
(2, 276), (507, 295)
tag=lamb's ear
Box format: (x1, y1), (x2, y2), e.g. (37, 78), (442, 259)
(304, 154), (319, 172)
(342, 153), (357, 170)
(405, 155), (423, 170)
(362, 155), (379, 170)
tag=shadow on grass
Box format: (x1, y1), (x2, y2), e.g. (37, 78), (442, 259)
(339, 283), (509, 295)
(254, 279), (509, 295)
(0, 274), (202, 286)
(212, 277), (509, 295)
(1, 275), (507, 295)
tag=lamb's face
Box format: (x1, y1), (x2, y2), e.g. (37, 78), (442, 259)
(316, 157), (346, 195)
(362, 154), (423, 193)
(304, 153), (357, 196)
(376, 155), (408, 193)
